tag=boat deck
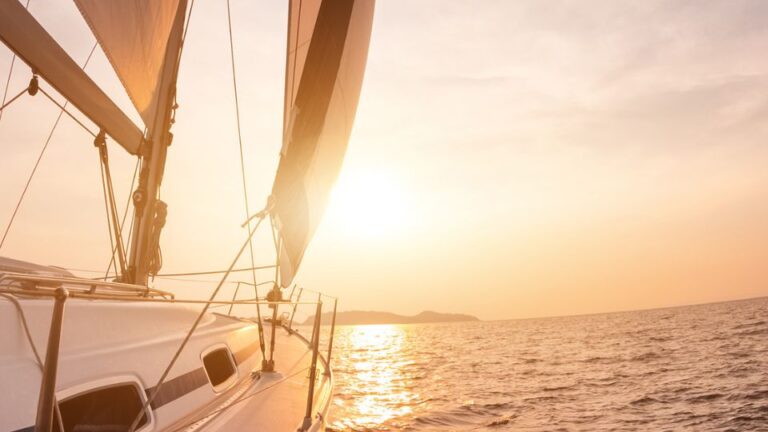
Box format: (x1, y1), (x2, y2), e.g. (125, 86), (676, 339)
(187, 324), (332, 432)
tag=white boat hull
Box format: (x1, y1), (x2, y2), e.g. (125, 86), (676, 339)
(0, 297), (331, 432)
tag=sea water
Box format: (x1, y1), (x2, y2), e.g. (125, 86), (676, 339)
(325, 297), (768, 431)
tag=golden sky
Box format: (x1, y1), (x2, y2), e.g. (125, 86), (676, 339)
(1, 1), (767, 319)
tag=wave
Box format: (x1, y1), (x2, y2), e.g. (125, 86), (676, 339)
(629, 351), (663, 362)
(325, 297), (768, 431)
(523, 395), (562, 403)
(484, 415), (517, 428)
(728, 389), (768, 401)
(630, 396), (662, 406)
(581, 355), (615, 364)
(541, 384), (575, 392)
(732, 320), (767, 330)
(734, 328), (768, 336)
(687, 393), (725, 403)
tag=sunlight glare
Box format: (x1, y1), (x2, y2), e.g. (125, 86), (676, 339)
(341, 325), (418, 428)
(325, 168), (409, 238)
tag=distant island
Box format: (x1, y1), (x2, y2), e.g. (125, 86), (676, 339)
(302, 310), (480, 326)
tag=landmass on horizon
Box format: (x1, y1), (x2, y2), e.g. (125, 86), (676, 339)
(302, 310), (480, 326)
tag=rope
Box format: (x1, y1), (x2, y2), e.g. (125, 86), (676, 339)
(0, 293), (66, 432)
(226, 0), (267, 361)
(128, 212), (268, 432)
(0, 42), (98, 250)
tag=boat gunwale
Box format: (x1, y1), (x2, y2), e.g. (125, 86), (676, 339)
(0, 272), (336, 432)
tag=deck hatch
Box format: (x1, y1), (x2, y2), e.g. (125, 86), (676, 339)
(202, 346), (237, 389)
(53, 383), (149, 432)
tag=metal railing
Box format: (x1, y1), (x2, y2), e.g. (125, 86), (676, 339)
(0, 272), (174, 298)
(0, 272), (338, 432)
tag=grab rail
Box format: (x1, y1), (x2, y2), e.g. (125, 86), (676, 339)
(0, 272), (174, 298)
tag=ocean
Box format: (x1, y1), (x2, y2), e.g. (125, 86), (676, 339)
(323, 297), (768, 431)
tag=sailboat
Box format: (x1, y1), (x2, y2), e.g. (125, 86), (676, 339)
(0, 1), (374, 431)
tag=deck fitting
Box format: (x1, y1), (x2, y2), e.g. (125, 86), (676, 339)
(262, 359), (275, 372)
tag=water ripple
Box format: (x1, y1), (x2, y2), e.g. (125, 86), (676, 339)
(326, 297), (768, 431)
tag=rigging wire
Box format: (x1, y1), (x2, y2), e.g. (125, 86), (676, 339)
(103, 158), (140, 279)
(0, 0), (30, 124)
(231, 281), (270, 314)
(83, 264), (278, 281)
(38, 88), (97, 137)
(94, 136), (129, 277)
(70, 262), (276, 286)
(128, 212), (268, 432)
(0, 42), (99, 250)
(286, 0), (303, 114)
(177, 0), (197, 67)
(0, 62), (17, 124)
(157, 264), (277, 277)
(0, 88), (28, 113)
(226, 0), (267, 360)
(98, 151), (120, 278)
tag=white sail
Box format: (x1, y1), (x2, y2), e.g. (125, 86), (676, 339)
(272, 0), (375, 286)
(74, 0), (185, 129)
(0, 0), (144, 154)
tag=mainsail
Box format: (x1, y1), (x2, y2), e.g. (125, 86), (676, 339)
(74, 0), (186, 131)
(271, 0), (375, 286)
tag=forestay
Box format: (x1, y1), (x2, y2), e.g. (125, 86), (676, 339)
(271, 0), (375, 286)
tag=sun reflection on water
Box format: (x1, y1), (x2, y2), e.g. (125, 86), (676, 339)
(330, 324), (420, 430)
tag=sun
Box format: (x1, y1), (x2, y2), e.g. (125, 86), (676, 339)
(325, 168), (408, 238)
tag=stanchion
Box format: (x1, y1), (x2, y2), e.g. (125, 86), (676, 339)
(35, 287), (68, 432)
(300, 298), (322, 431)
(325, 298), (338, 376)
(288, 287), (303, 332)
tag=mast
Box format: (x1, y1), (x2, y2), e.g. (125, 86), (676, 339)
(70, 0), (190, 284)
(124, 1), (189, 285)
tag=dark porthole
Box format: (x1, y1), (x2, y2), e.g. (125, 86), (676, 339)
(53, 383), (149, 432)
(203, 347), (237, 388)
